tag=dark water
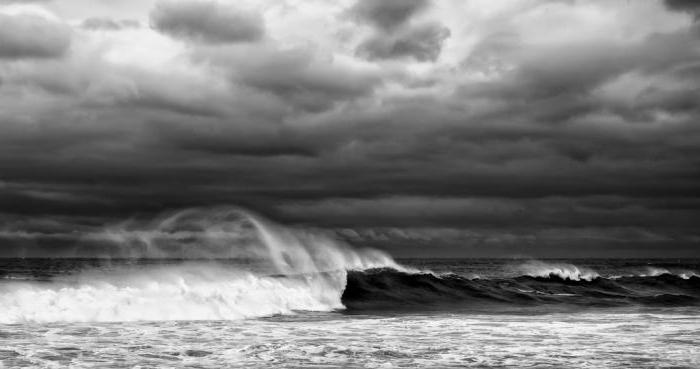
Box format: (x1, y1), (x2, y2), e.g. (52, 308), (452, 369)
(344, 258), (700, 311)
(1, 258), (699, 368)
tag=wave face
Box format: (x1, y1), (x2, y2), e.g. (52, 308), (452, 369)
(342, 268), (700, 311)
(0, 207), (401, 323)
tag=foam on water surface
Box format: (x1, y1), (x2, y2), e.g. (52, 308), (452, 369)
(1, 311), (698, 368)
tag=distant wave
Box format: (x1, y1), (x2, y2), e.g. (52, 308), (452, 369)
(635, 267), (698, 280)
(515, 260), (600, 281)
(512, 260), (699, 281)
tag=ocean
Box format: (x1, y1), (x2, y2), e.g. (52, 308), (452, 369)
(0, 209), (698, 368)
(1, 258), (698, 368)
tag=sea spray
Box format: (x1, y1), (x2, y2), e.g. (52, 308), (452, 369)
(94, 206), (402, 271)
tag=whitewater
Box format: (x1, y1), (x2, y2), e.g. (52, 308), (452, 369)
(1, 207), (699, 367)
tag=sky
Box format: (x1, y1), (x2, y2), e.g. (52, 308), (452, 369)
(0, 0), (699, 258)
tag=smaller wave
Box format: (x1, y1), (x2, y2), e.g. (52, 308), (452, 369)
(516, 260), (600, 281)
(679, 272), (699, 280)
(640, 267), (699, 280)
(609, 268), (699, 280)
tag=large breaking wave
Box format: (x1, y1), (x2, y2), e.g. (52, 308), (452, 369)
(1, 207), (698, 323)
(0, 207), (403, 324)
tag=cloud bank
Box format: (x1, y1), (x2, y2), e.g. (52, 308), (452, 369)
(0, 0), (698, 257)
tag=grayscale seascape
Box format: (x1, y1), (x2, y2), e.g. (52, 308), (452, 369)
(1, 0), (699, 367)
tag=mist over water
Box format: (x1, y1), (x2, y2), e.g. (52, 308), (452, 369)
(92, 206), (400, 268)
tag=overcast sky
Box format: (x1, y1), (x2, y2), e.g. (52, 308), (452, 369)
(1, 0), (699, 257)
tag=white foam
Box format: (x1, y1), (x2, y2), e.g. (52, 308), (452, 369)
(642, 267), (671, 277)
(0, 264), (344, 324)
(630, 267), (697, 280)
(678, 272), (698, 280)
(517, 260), (600, 281)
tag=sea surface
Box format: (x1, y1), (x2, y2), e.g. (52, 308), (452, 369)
(1, 257), (699, 368)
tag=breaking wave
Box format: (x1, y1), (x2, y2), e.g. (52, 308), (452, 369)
(0, 207), (402, 324)
(516, 260), (600, 281)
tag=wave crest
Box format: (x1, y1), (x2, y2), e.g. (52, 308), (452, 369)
(516, 260), (600, 281)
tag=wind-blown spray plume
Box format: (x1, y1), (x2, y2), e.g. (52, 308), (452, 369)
(98, 207), (401, 270)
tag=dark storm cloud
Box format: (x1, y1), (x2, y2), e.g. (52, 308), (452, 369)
(276, 196), (700, 229)
(350, 0), (429, 31)
(356, 22), (450, 61)
(664, 0), (700, 17)
(151, 116), (319, 157)
(0, 14), (70, 59)
(81, 17), (140, 31)
(1, 1), (699, 257)
(150, 0), (264, 44)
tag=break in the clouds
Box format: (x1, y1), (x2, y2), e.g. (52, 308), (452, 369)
(0, 0), (699, 258)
